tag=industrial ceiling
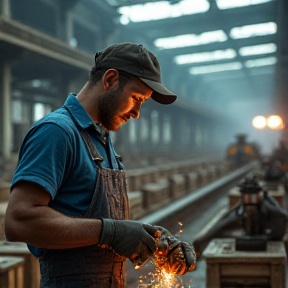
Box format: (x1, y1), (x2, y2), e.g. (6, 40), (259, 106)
(100, 0), (288, 133)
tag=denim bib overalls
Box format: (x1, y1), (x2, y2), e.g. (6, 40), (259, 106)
(40, 107), (130, 288)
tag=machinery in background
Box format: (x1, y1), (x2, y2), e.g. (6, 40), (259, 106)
(270, 140), (288, 172)
(261, 139), (288, 193)
(192, 175), (288, 258)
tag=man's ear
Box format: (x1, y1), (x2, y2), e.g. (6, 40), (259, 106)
(103, 69), (120, 90)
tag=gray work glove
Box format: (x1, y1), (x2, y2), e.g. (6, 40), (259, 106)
(99, 219), (196, 274)
(99, 218), (159, 267)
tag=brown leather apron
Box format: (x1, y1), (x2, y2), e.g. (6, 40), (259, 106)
(40, 107), (130, 288)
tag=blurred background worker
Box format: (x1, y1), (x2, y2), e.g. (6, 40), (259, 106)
(226, 134), (257, 168)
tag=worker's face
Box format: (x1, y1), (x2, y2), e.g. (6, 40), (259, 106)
(98, 76), (152, 131)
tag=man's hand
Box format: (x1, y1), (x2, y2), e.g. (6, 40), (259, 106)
(167, 241), (197, 275)
(153, 226), (197, 275)
(99, 219), (159, 267)
(99, 219), (196, 274)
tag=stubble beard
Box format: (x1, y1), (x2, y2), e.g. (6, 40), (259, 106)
(98, 88), (123, 131)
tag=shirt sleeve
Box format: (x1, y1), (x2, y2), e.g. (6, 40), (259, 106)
(11, 122), (72, 199)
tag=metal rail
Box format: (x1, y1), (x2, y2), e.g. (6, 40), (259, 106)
(0, 16), (92, 70)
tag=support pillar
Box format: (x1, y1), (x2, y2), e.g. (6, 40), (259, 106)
(170, 108), (181, 157)
(58, 10), (73, 44)
(0, 0), (11, 17)
(57, 1), (77, 44)
(0, 62), (12, 160)
(66, 11), (74, 44)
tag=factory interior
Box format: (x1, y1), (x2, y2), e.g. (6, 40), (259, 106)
(0, 0), (288, 287)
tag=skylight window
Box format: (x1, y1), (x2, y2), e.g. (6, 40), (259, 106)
(154, 30), (227, 49)
(118, 0), (210, 24)
(245, 57), (277, 68)
(239, 43), (277, 56)
(174, 49), (236, 65)
(230, 22), (277, 39)
(216, 0), (273, 10)
(189, 62), (243, 74)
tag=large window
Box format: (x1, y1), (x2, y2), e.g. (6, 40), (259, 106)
(33, 103), (52, 122)
(151, 111), (159, 144)
(129, 119), (137, 144)
(195, 125), (203, 147)
(181, 118), (191, 145)
(163, 115), (171, 144)
(12, 100), (22, 124)
(12, 100), (31, 125)
(140, 117), (149, 141)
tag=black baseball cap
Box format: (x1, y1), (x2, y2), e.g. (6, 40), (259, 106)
(94, 42), (177, 105)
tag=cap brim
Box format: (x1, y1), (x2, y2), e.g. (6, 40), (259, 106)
(139, 77), (177, 105)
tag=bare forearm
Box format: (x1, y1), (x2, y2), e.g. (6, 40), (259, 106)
(5, 205), (102, 249)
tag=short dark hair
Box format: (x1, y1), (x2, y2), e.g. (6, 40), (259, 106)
(89, 67), (131, 90)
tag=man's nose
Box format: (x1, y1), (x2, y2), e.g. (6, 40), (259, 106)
(130, 103), (141, 119)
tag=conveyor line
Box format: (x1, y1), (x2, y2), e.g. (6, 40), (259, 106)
(139, 162), (258, 225)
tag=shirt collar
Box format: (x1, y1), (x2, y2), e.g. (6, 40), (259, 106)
(63, 94), (107, 136)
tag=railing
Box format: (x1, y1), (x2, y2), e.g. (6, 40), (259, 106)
(0, 16), (93, 70)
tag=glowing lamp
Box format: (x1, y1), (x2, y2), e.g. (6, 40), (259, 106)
(266, 115), (284, 129)
(252, 116), (266, 129)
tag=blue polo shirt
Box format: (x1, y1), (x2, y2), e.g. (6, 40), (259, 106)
(11, 94), (123, 256)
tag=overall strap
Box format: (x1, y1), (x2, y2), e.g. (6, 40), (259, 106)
(65, 106), (103, 166)
(107, 134), (124, 170)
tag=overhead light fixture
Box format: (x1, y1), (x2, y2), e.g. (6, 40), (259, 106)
(154, 30), (227, 49)
(216, 0), (273, 10)
(266, 115), (284, 129)
(252, 115), (284, 129)
(239, 43), (277, 56)
(189, 62), (242, 74)
(230, 22), (277, 39)
(118, 0), (210, 24)
(252, 116), (266, 129)
(245, 57), (277, 68)
(175, 49), (236, 65)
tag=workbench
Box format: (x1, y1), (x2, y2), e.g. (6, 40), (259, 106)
(203, 238), (287, 288)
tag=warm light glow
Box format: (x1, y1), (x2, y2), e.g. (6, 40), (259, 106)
(253, 115), (285, 129)
(138, 265), (182, 287)
(267, 115), (284, 129)
(137, 223), (193, 287)
(252, 116), (266, 129)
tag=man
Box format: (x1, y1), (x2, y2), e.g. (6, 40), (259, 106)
(226, 134), (254, 168)
(5, 43), (196, 288)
